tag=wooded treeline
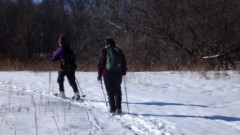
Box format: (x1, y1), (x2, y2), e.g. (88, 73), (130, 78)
(0, 0), (240, 71)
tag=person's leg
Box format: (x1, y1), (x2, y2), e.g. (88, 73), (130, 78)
(57, 71), (65, 92)
(57, 71), (66, 97)
(104, 74), (116, 112)
(114, 75), (122, 113)
(108, 92), (116, 112)
(66, 70), (80, 100)
(115, 90), (122, 111)
(66, 71), (78, 92)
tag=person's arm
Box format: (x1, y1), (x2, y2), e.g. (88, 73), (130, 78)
(121, 50), (127, 75)
(98, 49), (107, 78)
(50, 47), (62, 62)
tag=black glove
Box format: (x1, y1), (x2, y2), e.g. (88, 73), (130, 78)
(122, 68), (127, 76)
(97, 76), (102, 81)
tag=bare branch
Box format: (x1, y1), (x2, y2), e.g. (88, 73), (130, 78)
(97, 15), (127, 33)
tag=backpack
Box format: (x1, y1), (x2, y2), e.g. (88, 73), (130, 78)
(60, 47), (76, 70)
(62, 50), (75, 64)
(106, 47), (123, 71)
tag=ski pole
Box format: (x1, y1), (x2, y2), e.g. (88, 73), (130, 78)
(75, 78), (86, 98)
(123, 76), (129, 114)
(49, 71), (51, 92)
(48, 60), (53, 94)
(100, 79), (108, 107)
(49, 71), (52, 94)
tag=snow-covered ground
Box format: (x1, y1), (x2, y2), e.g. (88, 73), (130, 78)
(0, 71), (240, 135)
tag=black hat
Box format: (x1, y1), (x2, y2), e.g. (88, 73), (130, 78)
(105, 37), (115, 46)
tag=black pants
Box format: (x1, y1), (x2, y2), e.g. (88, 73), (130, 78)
(57, 70), (78, 93)
(103, 73), (122, 112)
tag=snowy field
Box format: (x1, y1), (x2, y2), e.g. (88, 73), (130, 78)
(0, 71), (240, 135)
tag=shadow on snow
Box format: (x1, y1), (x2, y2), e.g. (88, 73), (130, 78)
(123, 101), (240, 122)
(126, 101), (208, 108)
(139, 114), (240, 122)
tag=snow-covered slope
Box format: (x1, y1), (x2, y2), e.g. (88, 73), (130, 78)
(0, 71), (240, 135)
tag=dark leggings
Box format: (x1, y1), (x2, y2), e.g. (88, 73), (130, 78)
(104, 73), (122, 111)
(57, 70), (78, 93)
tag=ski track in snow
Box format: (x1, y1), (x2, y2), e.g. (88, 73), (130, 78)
(110, 114), (172, 135)
(0, 80), (172, 135)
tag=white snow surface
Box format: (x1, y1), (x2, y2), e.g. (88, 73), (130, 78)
(0, 71), (240, 135)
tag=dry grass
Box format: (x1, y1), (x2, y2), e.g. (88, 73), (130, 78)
(0, 59), (96, 71)
(0, 58), (239, 72)
(0, 59), (53, 71)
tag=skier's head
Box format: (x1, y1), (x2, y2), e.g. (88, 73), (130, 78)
(58, 33), (66, 46)
(105, 37), (115, 47)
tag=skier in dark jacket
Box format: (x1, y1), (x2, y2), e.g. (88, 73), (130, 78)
(50, 33), (80, 100)
(98, 37), (127, 114)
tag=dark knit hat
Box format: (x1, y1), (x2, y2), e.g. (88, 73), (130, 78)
(105, 37), (115, 46)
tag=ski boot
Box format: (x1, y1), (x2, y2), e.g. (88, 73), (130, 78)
(72, 92), (80, 100)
